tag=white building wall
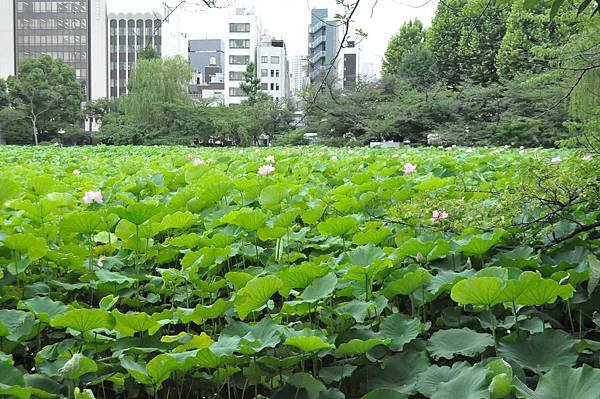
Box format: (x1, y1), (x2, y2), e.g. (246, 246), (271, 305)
(224, 8), (259, 105)
(90, 0), (108, 99)
(256, 45), (289, 101)
(0, 0), (15, 79)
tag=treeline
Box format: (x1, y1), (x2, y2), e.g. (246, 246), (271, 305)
(297, 0), (600, 147)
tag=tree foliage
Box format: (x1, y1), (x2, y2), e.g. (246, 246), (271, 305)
(6, 54), (82, 145)
(382, 19), (427, 76)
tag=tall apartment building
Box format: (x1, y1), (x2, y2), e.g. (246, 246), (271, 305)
(188, 39), (225, 103)
(290, 55), (308, 97)
(308, 8), (339, 83)
(256, 37), (289, 102)
(0, 0), (108, 100)
(224, 8), (259, 105)
(108, 13), (162, 99)
(340, 40), (359, 90)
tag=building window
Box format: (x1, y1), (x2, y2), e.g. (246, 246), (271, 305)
(229, 55), (250, 65)
(229, 39), (250, 49)
(229, 71), (244, 81)
(275, 69), (280, 77)
(270, 83), (274, 90)
(276, 83), (280, 90)
(229, 23), (250, 33)
(261, 69), (268, 77)
(261, 56), (268, 64)
(260, 83), (268, 90)
(271, 56), (280, 64)
(229, 87), (246, 97)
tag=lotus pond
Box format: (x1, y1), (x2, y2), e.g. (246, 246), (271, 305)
(0, 145), (598, 399)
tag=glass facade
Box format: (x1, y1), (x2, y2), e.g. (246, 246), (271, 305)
(14, 0), (90, 97)
(108, 16), (162, 98)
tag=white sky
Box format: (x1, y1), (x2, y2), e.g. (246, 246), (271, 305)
(108, 0), (438, 75)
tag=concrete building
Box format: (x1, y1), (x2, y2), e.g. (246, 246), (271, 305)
(339, 40), (359, 90)
(108, 12), (163, 99)
(308, 8), (339, 83)
(290, 55), (309, 109)
(224, 7), (259, 105)
(188, 39), (225, 104)
(0, 0), (108, 100)
(256, 36), (289, 102)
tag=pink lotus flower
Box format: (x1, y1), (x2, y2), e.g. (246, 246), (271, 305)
(519, 146), (524, 150)
(403, 163), (417, 174)
(331, 155), (338, 160)
(187, 154), (194, 160)
(191, 158), (204, 166)
(551, 157), (561, 165)
(82, 155), (88, 161)
(466, 147), (474, 153)
(258, 164), (276, 176)
(73, 169), (81, 175)
(581, 154), (593, 161)
(431, 210), (448, 223)
(83, 190), (103, 204)
(265, 155), (275, 163)
(392, 153), (400, 158)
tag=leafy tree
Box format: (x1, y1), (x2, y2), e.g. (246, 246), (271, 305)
(457, 0), (508, 85)
(496, 1), (579, 80)
(239, 62), (270, 105)
(122, 55), (193, 129)
(382, 19), (426, 76)
(138, 45), (160, 61)
(6, 54), (82, 145)
(427, 0), (467, 87)
(397, 46), (439, 100)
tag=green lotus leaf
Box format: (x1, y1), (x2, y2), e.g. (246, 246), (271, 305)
(111, 202), (162, 225)
(498, 329), (578, 374)
(74, 387), (96, 399)
(429, 364), (489, 399)
(362, 389), (407, 399)
(301, 203), (325, 224)
(112, 310), (160, 337)
(450, 277), (504, 306)
(358, 349), (430, 395)
(0, 310), (37, 342)
(259, 184), (290, 208)
(221, 207), (268, 231)
(383, 268), (432, 297)
(288, 372), (326, 399)
(234, 275), (283, 320)
(495, 246), (540, 269)
(499, 271), (573, 306)
(345, 244), (386, 267)
(352, 226), (392, 246)
(273, 208), (301, 228)
(58, 353), (97, 381)
(159, 211), (195, 231)
(588, 254), (600, 297)
(427, 328), (494, 360)
(4, 233), (47, 261)
(300, 272), (337, 301)
(177, 299), (232, 324)
(529, 365), (600, 399)
(285, 336), (334, 352)
(147, 354), (178, 387)
(488, 373), (513, 399)
(320, 364), (357, 384)
(50, 309), (115, 332)
(454, 229), (505, 256)
(225, 271), (254, 290)
(277, 263), (330, 297)
(378, 313), (422, 351)
(335, 338), (389, 356)
(61, 211), (101, 235)
(396, 237), (450, 262)
(414, 175), (449, 191)
(18, 297), (68, 324)
(317, 216), (358, 237)
(416, 362), (473, 397)
(119, 356), (152, 385)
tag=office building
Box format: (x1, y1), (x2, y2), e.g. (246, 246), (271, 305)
(340, 40), (359, 90)
(256, 36), (289, 101)
(308, 8), (339, 83)
(224, 7), (259, 105)
(0, 0), (107, 100)
(188, 39), (225, 104)
(108, 12), (163, 99)
(290, 55), (308, 96)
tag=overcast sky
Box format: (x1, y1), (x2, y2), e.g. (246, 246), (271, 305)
(108, 0), (438, 75)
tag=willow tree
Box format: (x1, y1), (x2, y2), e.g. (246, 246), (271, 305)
(122, 55), (193, 129)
